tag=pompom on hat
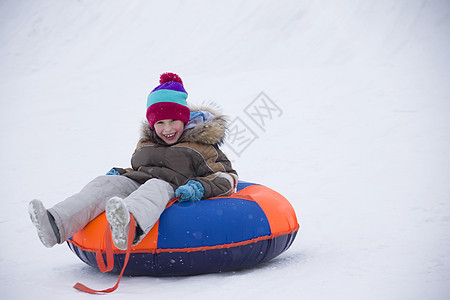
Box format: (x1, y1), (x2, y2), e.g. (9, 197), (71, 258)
(146, 72), (190, 129)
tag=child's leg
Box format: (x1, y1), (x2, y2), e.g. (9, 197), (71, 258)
(48, 175), (140, 242)
(124, 178), (174, 244)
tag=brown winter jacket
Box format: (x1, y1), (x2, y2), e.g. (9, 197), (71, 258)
(117, 106), (238, 199)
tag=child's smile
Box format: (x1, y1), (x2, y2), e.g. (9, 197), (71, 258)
(164, 132), (176, 139)
(154, 119), (185, 144)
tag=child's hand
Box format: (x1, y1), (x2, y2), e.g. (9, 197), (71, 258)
(106, 168), (121, 175)
(175, 180), (204, 202)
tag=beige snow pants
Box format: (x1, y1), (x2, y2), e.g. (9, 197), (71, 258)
(48, 175), (174, 244)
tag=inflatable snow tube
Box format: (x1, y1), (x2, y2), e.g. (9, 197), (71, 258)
(67, 181), (299, 276)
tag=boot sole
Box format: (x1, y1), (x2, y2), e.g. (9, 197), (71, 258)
(28, 200), (57, 248)
(105, 197), (130, 250)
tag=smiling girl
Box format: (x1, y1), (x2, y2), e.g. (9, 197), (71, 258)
(29, 72), (238, 250)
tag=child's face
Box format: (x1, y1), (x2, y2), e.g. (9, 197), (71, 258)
(154, 119), (185, 144)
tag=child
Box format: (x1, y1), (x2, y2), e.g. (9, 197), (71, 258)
(29, 72), (238, 250)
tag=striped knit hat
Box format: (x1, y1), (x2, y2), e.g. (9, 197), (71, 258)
(146, 72), (190, 129)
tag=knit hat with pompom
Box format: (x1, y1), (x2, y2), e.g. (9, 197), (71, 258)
(146, 72), (190, 129)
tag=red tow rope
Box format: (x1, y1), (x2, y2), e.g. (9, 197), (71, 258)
(73, 216), (136, 294)
(73, 196), (180, 294)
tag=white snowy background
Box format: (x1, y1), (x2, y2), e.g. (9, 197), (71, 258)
(1, 0), (449, 299)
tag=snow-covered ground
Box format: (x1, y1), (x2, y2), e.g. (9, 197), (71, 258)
(1, 0), (449, 299)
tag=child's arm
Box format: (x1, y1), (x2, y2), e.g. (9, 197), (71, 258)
(189, 146), (238, 200)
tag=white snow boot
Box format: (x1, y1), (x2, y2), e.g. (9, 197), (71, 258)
(28, 199), (60, 248)
(105, 197), (131, 250)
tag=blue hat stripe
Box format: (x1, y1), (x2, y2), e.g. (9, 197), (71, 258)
(147, 89), (188, 108)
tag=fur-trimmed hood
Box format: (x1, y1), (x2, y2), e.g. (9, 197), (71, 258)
(140, 105), (228, 146)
